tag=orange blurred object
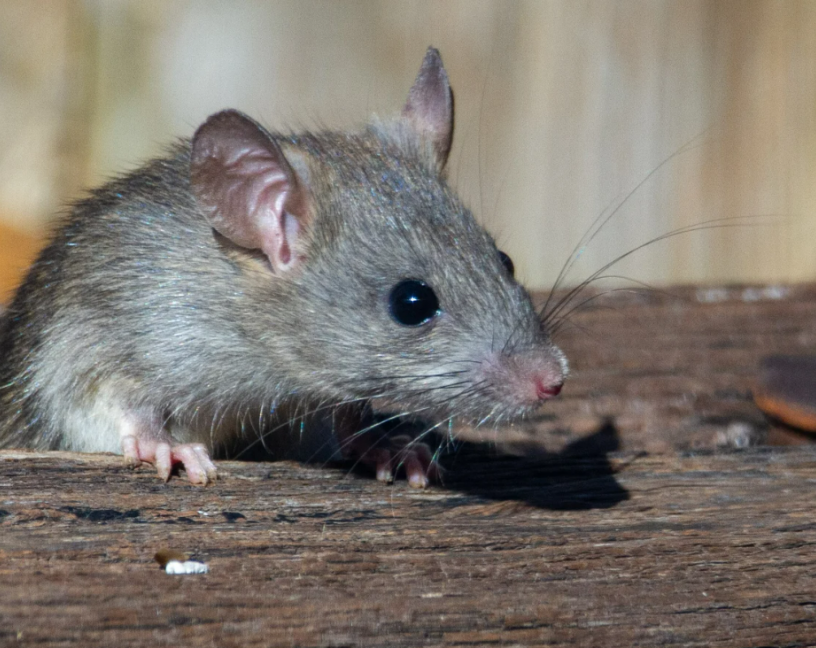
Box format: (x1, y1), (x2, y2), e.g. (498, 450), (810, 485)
(0, 222), (43, 303)
(754, 356), (816, 433)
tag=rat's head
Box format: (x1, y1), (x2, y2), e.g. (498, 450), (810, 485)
(190, 47), (567, 425)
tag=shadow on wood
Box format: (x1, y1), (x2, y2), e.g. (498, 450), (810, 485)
(439, 422), (630, 510)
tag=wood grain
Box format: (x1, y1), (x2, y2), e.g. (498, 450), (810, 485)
(1, 285), (815, 646)
(1, 449), (815, 647)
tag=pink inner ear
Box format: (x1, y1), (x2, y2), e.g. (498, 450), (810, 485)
(277, 237), (291, 267)
(190, 109), (307, 273)
(255, 202), (300, 272)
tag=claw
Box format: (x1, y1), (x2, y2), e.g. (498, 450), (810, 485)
(374, 448), (395, 483)
(174, 443), (217, 485)
(320, 406), (441, 486)
(346, 431), (439, 487)
(120, 434), (217, 485)
(121, 435), (142, 469)
(155, 442), (173, 482)
(404, 449), (430, 489)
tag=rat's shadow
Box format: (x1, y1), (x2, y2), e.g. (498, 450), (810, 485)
(236, 417), (630, 511)
(434, 421), (630, 510)
(338, 418), (630, 510)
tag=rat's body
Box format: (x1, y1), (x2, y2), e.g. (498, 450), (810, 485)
(0, 49), (566, 485)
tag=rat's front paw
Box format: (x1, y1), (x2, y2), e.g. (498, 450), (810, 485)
(330, 406), (441, 488)
(344, 430), (441, 488)
(121, 435), (217, 485)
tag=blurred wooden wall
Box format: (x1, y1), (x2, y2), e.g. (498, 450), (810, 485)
(1, 0), (814, 300)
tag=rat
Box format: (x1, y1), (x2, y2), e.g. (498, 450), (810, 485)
(0, 47), (567, 487)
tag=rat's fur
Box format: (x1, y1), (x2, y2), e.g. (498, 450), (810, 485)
(0, 48), (566, 475)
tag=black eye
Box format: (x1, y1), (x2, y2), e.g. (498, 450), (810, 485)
(498, 250), (514, 277)
(389, 279), (440, 327)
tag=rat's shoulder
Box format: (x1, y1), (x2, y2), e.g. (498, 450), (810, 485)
(87, 141), (195, 214)
(56, 141), (201, 242)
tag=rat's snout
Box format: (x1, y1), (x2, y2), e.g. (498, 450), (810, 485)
(535, 376), (563, 400)
(525, 361), (565, 405)
(476, 344), (567, 415)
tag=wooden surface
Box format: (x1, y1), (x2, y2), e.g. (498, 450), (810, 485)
(2, 285), (816, 647)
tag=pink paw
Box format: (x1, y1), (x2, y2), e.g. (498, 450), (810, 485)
(121, 435), (217, 485)
(346, 432), (441, 489)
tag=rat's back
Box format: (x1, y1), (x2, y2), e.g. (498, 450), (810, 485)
(0, 146), (205, 451)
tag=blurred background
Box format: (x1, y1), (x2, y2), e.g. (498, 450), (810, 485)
(0, 0), (814, 300)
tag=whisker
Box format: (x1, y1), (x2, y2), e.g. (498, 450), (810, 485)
(544, 129), (709, 318)
(547, 277), (686, 337)
(541, 131), (710, 319)
(542, 214), (773, 327)
(548, 289), (644, 338)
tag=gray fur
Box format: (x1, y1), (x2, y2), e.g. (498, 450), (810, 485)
(0, 53), (566, 461)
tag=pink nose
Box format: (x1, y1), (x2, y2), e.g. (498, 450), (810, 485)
(536, 379), (563, 400)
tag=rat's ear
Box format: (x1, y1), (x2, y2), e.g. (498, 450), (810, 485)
(190, 109), (311, 273)
(402, 47), (454, 167)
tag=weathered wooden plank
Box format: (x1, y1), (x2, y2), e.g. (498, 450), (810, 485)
(1, 285), (815, 646)
(1, 448), (815, 647)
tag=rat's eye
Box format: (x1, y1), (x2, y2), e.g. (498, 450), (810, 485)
(498, 250), (515, 277)
(389, 279), (440, 326)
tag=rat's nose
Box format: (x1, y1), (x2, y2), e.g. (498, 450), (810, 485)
(535, 378), (563, 400)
